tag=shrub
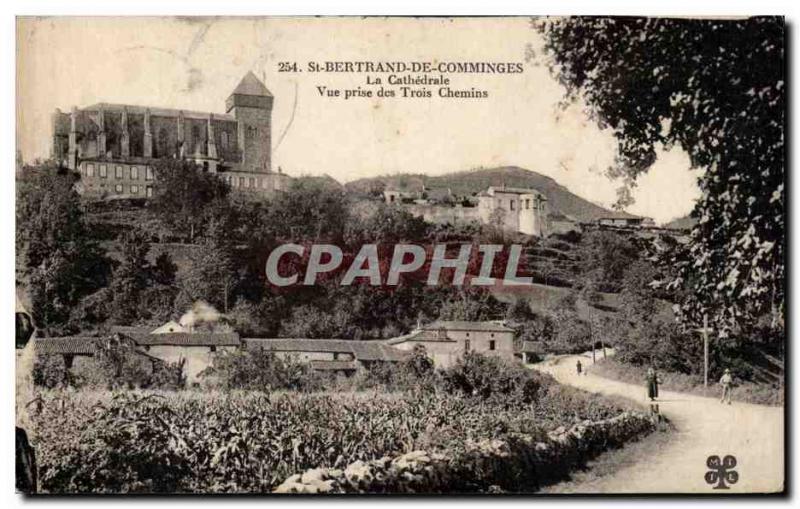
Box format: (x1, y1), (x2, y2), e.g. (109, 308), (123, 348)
(439, 353), (545, 406)
(200, 348), (323, 392)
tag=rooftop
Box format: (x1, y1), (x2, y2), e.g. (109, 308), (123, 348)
(487, 186), (546, 198)
(242, 338), (409, 362)
(34, 337), (98, 355)
(125, 332), (241, 347)
(422, 320), (515, 333)
(80, 103), (236, 122)
(231, 71), (273, 97)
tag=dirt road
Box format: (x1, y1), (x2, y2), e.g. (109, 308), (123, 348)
(533, 354), (784, 494)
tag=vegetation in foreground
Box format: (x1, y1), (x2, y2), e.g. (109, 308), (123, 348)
(29, 353), (643, 494)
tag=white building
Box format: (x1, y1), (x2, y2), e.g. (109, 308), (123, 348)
(477, 186), (548, 236)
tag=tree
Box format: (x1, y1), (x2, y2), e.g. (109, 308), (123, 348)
(108, 229), (152, 324)
(179, 219), (241, 313)
(262, 178), (350, 242)
(17, 162), (110, 333)
(149, 158), (230, 242)
(539, 16), (784, 336)
(576, 230), (638, 292)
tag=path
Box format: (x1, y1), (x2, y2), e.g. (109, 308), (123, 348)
(533, 354), (784, 494)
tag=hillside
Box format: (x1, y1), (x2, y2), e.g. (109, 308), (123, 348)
(345, 166), (639, 223)
(663, 214), (697, 230)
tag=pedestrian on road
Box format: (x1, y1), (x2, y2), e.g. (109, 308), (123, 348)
(719, 368), (734, 405)
(576, 359), (583, 375)
(646, 367), (660, 401)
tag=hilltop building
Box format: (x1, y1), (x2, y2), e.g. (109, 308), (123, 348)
(477, 186), (549, 236)
(50, 72), (290, 199)
(384, 184), (550, 237)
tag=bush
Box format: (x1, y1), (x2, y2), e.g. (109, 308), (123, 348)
(439, 352), (545, 406)
(199, 348), (323, 392)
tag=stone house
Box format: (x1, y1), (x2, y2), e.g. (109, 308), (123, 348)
(126, 332), (241, 383)
(387, 320), (516, 368)
(477, 186), (549, 236)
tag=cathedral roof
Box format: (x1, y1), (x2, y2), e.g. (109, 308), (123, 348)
(231, 71), (273, 97)
(81, 103), (235, 121)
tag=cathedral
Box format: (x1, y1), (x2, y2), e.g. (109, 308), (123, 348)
(51, 72), (290, 198)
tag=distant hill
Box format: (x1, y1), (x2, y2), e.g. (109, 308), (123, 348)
(663, 214), (697, 230)
(293, 174), (344, 192)
(345, 166), (639, 223)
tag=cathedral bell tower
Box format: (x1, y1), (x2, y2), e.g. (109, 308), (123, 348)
(226, 71), (273, 173)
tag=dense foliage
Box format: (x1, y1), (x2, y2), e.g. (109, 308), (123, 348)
(539, 16), (785, 337)
(16, 163), (111, 334)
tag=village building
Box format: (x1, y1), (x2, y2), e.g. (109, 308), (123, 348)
(387, 320), (516, 368)
(477, 186), (549, 236)
(242, 338), (410, 375)
(125, 332), (241, 382)
(50, 72), (290, 199)
(34, 332), (241, 385)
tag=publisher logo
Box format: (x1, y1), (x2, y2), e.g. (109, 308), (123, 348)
(705, 455), (738, 489)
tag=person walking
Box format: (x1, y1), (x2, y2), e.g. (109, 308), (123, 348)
(719, 368), (734, 405)
(646, 367), (660, 401)
(576, 359), (583, 375)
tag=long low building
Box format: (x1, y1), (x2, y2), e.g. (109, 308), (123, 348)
(33, 320), (523, 385)
(242, 338), (410, 373)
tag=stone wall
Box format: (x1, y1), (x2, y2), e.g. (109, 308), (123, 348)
(274, 410), (656, 494)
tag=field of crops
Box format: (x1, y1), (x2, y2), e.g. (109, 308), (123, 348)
(28, 371), (635, 494)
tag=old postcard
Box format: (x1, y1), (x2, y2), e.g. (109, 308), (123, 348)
(14, 16), (784, 495)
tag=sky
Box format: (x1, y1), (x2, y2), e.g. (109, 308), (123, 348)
(16, 17), (703, 224)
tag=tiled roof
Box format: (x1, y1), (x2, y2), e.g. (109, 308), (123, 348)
(242, 338), (409, 362)
(386, 329), (456, 345)
(126, 332), (241, 347)
(34, 337), (97, 355)
(111, 325), (155, 336)
(81, 103), (236, 122)
(518, 341), (543, 353)
(231, 71), (273, 97)
(422, 321), (514, 333)
(309, 360), (359, 371)
(244, 338), (355, 353)
(488, 186), (545, 197)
